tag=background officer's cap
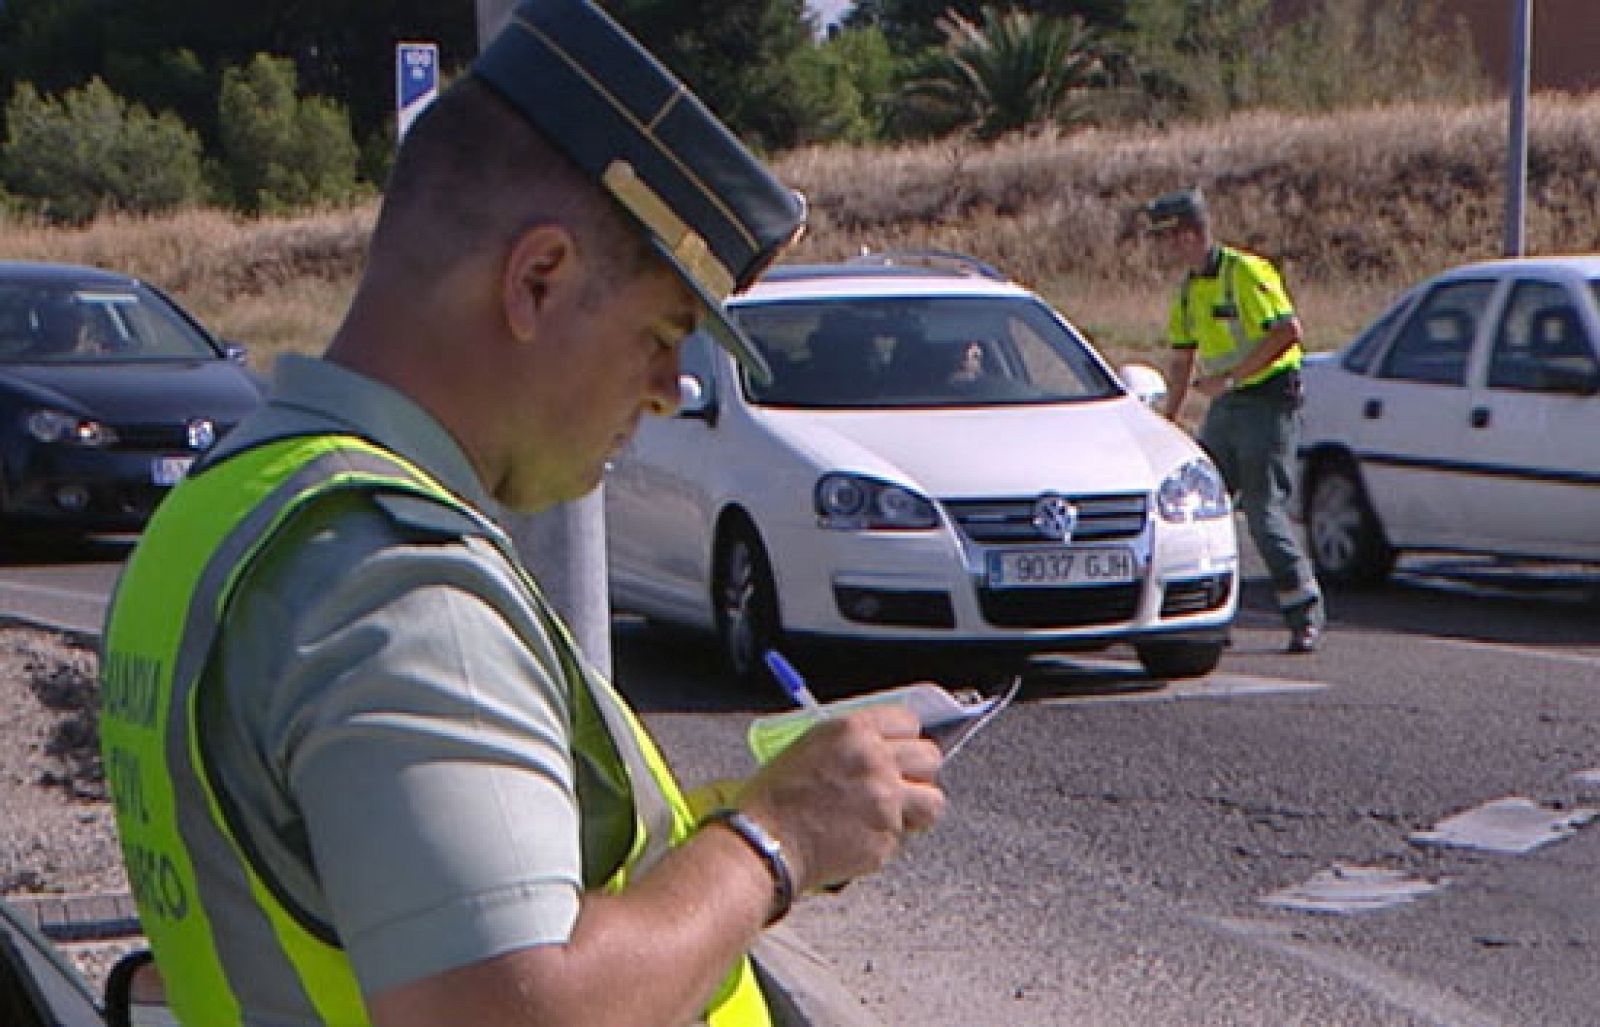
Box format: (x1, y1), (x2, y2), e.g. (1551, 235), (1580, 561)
(1143, 186), (1208, 233)
(473, 0), (806, 383)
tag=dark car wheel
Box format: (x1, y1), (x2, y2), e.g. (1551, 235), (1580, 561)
(714, 525), (781, 687)
(1306, 461), (1395, 586)
(1134, 638), (1224, 680)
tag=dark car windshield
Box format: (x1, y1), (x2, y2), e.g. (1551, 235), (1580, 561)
(735, 295), (1118, 409)
(0, 279), (220, 363)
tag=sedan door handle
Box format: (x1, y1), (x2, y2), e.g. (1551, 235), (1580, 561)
(1362, 398), (1383, 419)
(1470, 406), (1491, 429)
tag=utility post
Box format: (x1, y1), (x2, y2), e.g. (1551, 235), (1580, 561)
(1505, 0), (1532, 257)
(473, 0), (615, 678)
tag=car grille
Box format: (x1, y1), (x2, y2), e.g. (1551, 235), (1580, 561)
(977, 583), (1141, 628)
(944, 493), (1147, 545)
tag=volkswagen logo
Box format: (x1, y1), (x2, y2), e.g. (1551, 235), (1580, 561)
(1032, 493), (1078, 542)
(186, 418), (217, 451)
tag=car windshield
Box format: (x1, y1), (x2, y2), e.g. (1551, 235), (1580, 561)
(736, 295), (1119, 409)
(0, 280), (220, 363)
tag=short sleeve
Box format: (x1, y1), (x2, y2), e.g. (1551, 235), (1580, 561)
(1234, 255), (1295, 332)
(218, 502), (587, 997)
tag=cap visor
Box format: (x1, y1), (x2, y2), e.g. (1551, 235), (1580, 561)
(650, 238), (774, 385)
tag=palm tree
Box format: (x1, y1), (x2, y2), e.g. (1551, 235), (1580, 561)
(904, 6), (1119, 141)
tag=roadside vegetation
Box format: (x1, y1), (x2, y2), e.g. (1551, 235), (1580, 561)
(5, 92), (1599, 371)
(0, 0), (1593, 368)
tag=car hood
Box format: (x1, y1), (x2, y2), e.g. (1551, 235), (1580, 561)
(753, 398), (1201, 497)
(0, 360), (265, 423)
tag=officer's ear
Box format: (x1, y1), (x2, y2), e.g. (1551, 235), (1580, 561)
(502, 224), (579, 343)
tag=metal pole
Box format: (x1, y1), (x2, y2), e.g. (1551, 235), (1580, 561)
(1505, 0), (1532, 257)
(474, 0), (614, 677)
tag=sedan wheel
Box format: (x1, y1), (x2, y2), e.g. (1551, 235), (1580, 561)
(715, 528), (780, 686)
(1307, 463), (1395, 586)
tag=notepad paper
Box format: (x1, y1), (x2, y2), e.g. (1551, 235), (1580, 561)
(747, 675), (1021, 765)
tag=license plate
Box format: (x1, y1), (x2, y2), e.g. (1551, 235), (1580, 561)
(152, 456), (194, 485)
(985, 546), (1135, 588)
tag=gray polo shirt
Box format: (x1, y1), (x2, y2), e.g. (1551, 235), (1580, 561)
(202, 356), (633, 997)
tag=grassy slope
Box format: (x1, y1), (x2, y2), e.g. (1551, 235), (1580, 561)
(4, 94), (1598, 371)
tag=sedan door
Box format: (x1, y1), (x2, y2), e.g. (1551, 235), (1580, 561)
(1346, 278), (1500, 550)
(1462, 277), (1600, 558)
(605, 331), (723, 625)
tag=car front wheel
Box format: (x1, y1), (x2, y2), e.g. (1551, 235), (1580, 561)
(1134, 639), (1225, 680)
(714, 525), (781, 687)
(1306, 462), (1395, 586)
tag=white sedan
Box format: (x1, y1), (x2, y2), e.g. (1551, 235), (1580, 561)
(605, 255), (1238, 686)
(1298, 256), (1600, 584)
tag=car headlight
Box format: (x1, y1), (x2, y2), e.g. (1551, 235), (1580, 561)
(25, 409), (118, 447)
(1155, 457), (1230, 522)
(815, 473), (938, 530)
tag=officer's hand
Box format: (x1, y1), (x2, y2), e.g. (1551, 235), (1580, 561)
(736, 704), (945, 894)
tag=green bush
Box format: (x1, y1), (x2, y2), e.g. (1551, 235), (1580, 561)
(217, 54), (359, 214)
(0, 78), (206, 223)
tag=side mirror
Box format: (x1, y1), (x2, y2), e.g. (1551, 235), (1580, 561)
(1118, 362), (1169, 411)
(678, 373), (717, 423)
(222, 341), (249, 364)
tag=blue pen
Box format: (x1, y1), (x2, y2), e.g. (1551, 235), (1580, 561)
(763, 650), (821, 709)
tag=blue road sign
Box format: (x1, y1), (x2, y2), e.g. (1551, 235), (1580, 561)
(396, 42), (440, 141)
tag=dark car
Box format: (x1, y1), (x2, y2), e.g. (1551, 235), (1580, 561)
(0, 261), (265, 533)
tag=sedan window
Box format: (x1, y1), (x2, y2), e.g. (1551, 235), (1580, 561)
(1488, 280), (1600, 392)
(1377, 280), (1495, 386)
(736, 296), (1118, 409)
(0, 282), (219, 362)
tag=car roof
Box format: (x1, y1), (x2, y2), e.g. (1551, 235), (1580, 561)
(0, 260), (140, 288)
(737, 255), (1036, 304)
(1437, 254), (1600, 280)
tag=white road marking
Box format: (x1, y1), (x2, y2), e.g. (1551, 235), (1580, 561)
(1418, 636), (1600, 670)
(1410, 796), (1598, 855)
(1030, 656), (1326, 705)
(1262, 863), (1447, 914)
(0, 581), (107, 604)
(1194, 914), (1508, 1027)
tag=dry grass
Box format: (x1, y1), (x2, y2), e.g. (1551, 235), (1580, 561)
(4, 94), (1599, 370)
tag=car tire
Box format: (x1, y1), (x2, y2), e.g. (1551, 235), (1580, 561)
(1306, 461), (1395, 586)
(714, 524), (781, 687)
(1134, 639), (1224, 680)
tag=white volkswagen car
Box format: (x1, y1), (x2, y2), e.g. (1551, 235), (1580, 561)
(605, 255), (1238, 686)
(1298, 256), (1600, 584)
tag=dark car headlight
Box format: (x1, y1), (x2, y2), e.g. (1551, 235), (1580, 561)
(815, 473), (938, 530)
(1155, 457), (1230, 522)
(25, 409), (118, 448)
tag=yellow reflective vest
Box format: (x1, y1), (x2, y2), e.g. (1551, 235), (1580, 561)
(1167, 245), (1302, 387)
(100, 433), (770, 1025)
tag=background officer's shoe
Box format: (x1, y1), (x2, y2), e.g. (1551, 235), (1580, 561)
(1286, 624), (1321, 654)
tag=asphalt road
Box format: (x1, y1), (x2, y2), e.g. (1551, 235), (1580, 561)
(5, 537), (1599, 1025)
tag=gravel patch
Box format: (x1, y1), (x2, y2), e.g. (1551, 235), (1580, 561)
(0, 623), (133, 993)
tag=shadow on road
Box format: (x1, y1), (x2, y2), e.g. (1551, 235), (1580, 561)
(0, 531), (136, 568)
(1236, 556), (1598, 650)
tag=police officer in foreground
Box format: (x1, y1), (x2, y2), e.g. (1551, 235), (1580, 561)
(1145, 186), (1325, 654)
(98, 2), (945, 1023)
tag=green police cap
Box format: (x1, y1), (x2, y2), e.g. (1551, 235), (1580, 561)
(1143, 187), (1208, 233)
(472, 0), (807, 384)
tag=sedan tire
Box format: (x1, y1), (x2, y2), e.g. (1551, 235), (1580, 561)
(714, 524), (781, 687)
(1306, 460), (1396, 586)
